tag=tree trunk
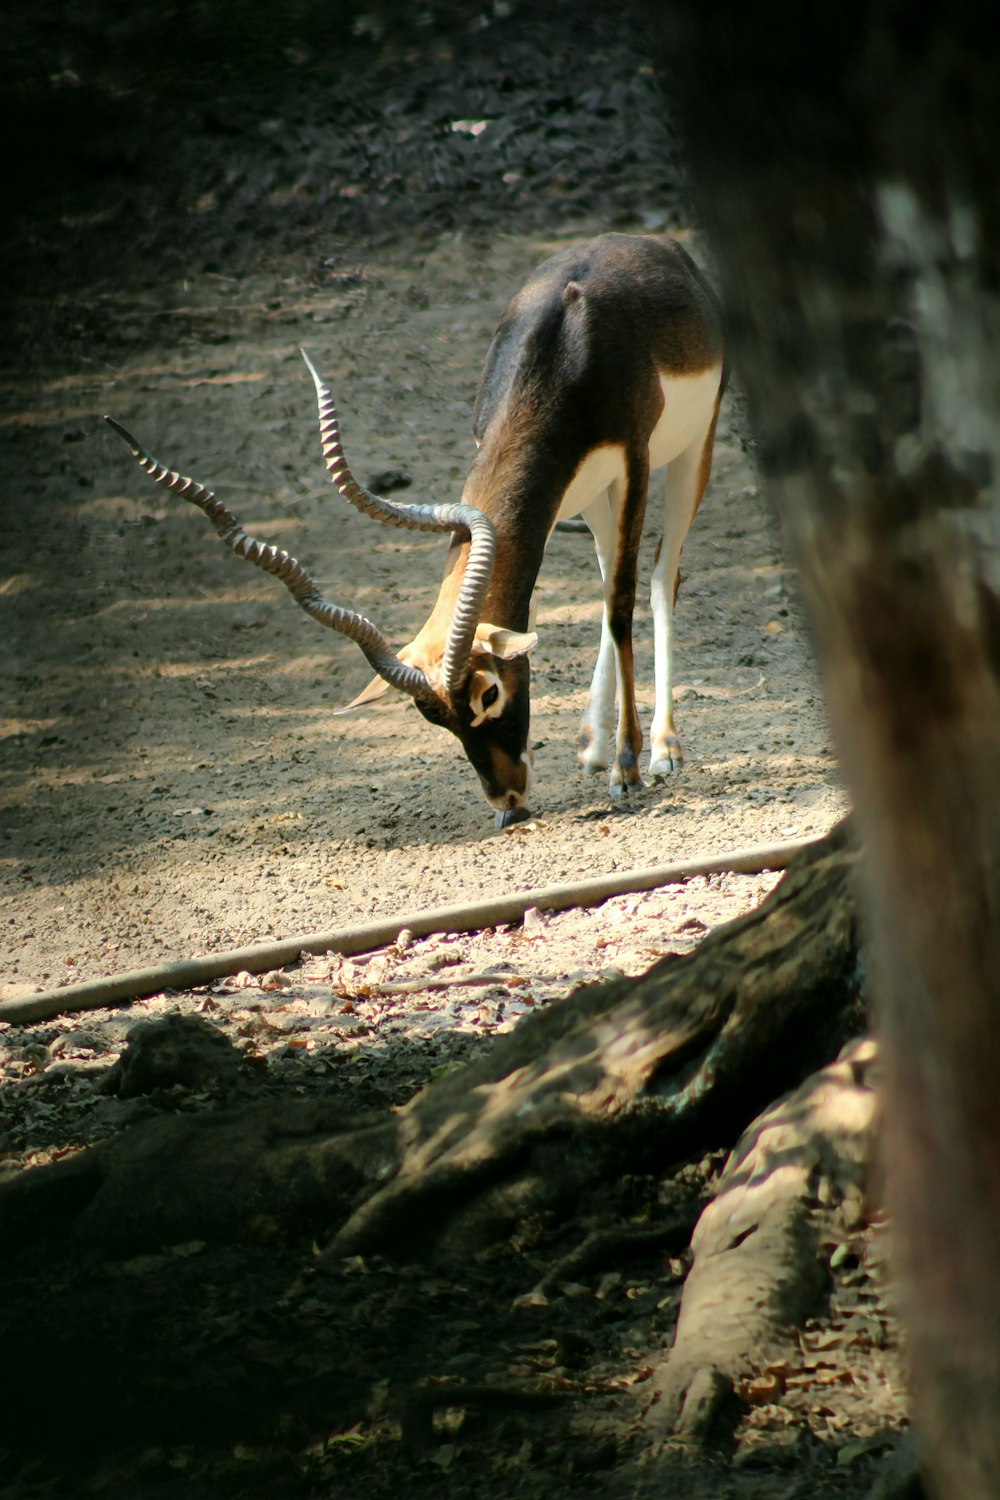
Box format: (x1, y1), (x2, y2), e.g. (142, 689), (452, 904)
(653, 4), (1000, 1494)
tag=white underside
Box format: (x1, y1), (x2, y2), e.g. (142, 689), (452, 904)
(564, 363), (724, 786)
(553, 365), (723, 525)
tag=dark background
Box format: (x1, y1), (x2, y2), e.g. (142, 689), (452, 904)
(1, 0), (687, 365)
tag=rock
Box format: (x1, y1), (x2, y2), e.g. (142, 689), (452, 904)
(103, 1013), (246, 1098)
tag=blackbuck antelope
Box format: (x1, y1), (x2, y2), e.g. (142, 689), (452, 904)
(106, 233), (725, 828)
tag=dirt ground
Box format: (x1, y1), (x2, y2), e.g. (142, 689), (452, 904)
(0, 5), (909, 1498)
(2, 218), (842, 989)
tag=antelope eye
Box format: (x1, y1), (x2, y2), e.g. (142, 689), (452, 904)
(481, 683), (500, 712)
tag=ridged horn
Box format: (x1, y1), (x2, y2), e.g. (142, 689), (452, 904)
(104, 416), (438, 707)
(301, 350), (497, 696)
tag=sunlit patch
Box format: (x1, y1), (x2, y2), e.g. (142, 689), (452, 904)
(0, 573), (37, 599)
(0, 717), (60, 742)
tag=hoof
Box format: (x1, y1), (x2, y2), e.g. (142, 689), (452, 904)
(608, 767), (643, 801)
(578, 752), (608, 776)
(577, 728), (610, 775)
(649, 738), (684, 778)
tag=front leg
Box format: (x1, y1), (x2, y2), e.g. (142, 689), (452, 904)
(606, 450), (649, 797)
(578, 488), (619, 775)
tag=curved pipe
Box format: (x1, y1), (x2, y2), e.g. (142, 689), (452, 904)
(301, 350), (497, 695)
(104, 417), (437, 706)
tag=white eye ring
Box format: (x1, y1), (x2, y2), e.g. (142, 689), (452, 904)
(469, 673), (504, 727)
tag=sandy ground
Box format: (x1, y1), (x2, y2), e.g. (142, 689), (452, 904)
(2, 230), (846, 1003)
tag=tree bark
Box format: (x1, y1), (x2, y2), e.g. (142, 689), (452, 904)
(654, 4), (1000, 1493)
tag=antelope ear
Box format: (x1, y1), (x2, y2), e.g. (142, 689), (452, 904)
(333, 675), (395, 715)
(473, 623), (538, 660)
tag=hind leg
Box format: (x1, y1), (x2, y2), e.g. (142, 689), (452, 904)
(649, 415), (719, 776)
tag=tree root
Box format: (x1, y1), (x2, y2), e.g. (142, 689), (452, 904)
(521, 1215), (698, 1305)
(396, 1380), (574, 1455)
(0, 821), (862, 1263)
(321, 817), (862, 1265)
(653, 1035), (880, 1437)
(0, 821), (875, 1466)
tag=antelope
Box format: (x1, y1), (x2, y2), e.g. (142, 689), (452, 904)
(106, 233), (725, 829)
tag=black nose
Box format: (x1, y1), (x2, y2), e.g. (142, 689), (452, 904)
(495, 805), (532, 831)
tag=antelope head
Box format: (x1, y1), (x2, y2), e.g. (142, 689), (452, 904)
(301, 352), (540, 823)
(105, 351), (537, 828)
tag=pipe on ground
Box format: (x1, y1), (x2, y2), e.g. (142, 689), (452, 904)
(0, 834), (817, 1027)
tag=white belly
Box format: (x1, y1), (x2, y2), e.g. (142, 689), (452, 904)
(553, 364), (723, 525)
